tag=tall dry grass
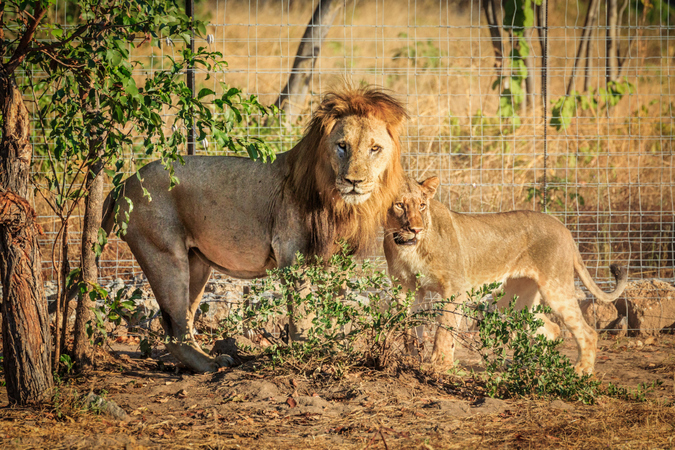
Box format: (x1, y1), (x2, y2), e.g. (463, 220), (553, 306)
(31, 0), (674, 281)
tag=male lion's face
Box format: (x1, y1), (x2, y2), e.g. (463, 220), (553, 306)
(387, 177), (440, 246)
(327, 115), (397, 205)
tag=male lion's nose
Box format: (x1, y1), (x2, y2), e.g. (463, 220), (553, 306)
(343, 176), (364, 187)
(410, 226), (423, 235)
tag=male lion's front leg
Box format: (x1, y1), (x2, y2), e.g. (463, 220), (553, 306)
(430, 292), (463, 371)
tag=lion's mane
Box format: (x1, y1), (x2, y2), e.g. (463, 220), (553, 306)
(285, 86), (407, 258)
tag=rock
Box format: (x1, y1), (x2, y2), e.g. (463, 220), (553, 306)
(423, 399), (472, 416)
(471, 397), (508, 415)
(615, 279), (675, 336)
(579, 299), (619, 330)
(84, 392), (129, 421)
(608, 316), (628, 337)
(295, 395), (330, 408)
(550, 399), (574, 411)
(193, 294), (231, 333)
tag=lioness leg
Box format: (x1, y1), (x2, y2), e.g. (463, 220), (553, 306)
(286, 276), (314, 343)
(430, 291), (462, 371)
(500, 278), (560, 340)
(540, 282), (597, 375)
(131, 243), (221, 372)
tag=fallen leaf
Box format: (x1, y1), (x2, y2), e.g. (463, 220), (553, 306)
(176, 389), (188, 398)
(286, 397), (297, 408)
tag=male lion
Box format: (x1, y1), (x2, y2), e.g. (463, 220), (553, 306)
(102, 86), (407, 372)
(383, 176), (628, 374)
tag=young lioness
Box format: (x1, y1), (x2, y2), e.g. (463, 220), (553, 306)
(383, 176), (628, 374)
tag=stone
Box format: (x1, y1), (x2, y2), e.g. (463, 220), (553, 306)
(84, 392), (129, 421)
(471, 397), (508, 415)
(193, 293), (231, 333)
(614, 279), (675, 336)
(579, 299), (619, 330)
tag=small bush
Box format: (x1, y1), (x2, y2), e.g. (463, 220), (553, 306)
(461, 284), (658, 404)
(221, 244), (437, 373)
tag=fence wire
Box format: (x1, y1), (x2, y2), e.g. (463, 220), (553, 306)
(27, 0), (675, 334)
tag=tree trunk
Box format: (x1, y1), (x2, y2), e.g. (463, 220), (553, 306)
(483, 0), (504, 73)
(567, 0), (600, 95)
(536, 0), (548, 103)
(523, 27), (535, 116)
(72, 114), (105, 367)
(272, 0), (343, 121)
(606, 0), (619, 83)
(52, 220), (70, 368)
(0, 77), (53, 405)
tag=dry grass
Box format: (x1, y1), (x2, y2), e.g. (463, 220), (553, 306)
(1, 358), (674, 450)
(28, 0), (674, 281)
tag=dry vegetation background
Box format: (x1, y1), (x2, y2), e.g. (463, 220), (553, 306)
(31, 0), (673, 284)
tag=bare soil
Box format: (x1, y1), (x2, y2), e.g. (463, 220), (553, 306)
(1, 335), (674, 449)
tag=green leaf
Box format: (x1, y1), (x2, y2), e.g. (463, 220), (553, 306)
(197, 87), (215, 99)
(550, 96), (576, 131)
(124, 78), (138, 96)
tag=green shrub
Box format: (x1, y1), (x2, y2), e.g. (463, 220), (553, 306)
(221, 244), (436, 372)
(461, 284), (658, 404)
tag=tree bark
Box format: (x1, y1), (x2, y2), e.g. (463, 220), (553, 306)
(483, 0), (504, 73)
(566, 0), (600, 95)
(606, 0), (619, 83)
(0, 77), (53, 405)
(272, 0), (343, 121)
(72, 102), (105, 367)
(52, 220), (70, 368)
(523, 27), (535, 116)
(536, 0), (548, 103)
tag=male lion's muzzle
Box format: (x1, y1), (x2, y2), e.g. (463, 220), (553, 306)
(337, 176), (372, 204)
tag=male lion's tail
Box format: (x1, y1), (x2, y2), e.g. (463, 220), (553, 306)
(573, 252), (628, 303)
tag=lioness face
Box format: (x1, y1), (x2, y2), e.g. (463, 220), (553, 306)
(328, 115), (397, 205)
(387, 176), (440, 246)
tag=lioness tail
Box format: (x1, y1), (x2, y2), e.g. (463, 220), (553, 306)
(573, 252), (628, 303)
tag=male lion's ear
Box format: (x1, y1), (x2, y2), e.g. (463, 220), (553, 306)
(420, 176), (440, 198)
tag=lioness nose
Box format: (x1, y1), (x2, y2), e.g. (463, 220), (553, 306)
(344, 176), (364, 187)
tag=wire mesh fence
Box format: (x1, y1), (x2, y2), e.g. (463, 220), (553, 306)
(26, 0), (675, 335)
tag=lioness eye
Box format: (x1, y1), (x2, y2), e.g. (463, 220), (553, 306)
(420, 203), (426, 211)
(394, 202), (403, 210)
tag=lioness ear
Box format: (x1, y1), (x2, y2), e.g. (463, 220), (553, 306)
(420, 176), (440, 198)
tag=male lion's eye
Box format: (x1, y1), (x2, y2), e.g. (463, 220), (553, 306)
(371, 145), (382, 154)
(336, 142), (346, 157)
(394, 202), (404, 210)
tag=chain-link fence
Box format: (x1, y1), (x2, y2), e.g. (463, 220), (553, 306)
(28, 0), (675, 335)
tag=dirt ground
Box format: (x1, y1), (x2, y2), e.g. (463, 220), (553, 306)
(1, 335), (674, 449)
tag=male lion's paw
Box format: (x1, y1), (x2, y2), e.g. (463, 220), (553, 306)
(215, 354), (235, 368)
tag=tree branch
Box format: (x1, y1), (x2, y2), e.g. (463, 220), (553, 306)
(4, 4), (47, 75)
(272, 0), (343, 120)
(483, 0), (504, 72)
